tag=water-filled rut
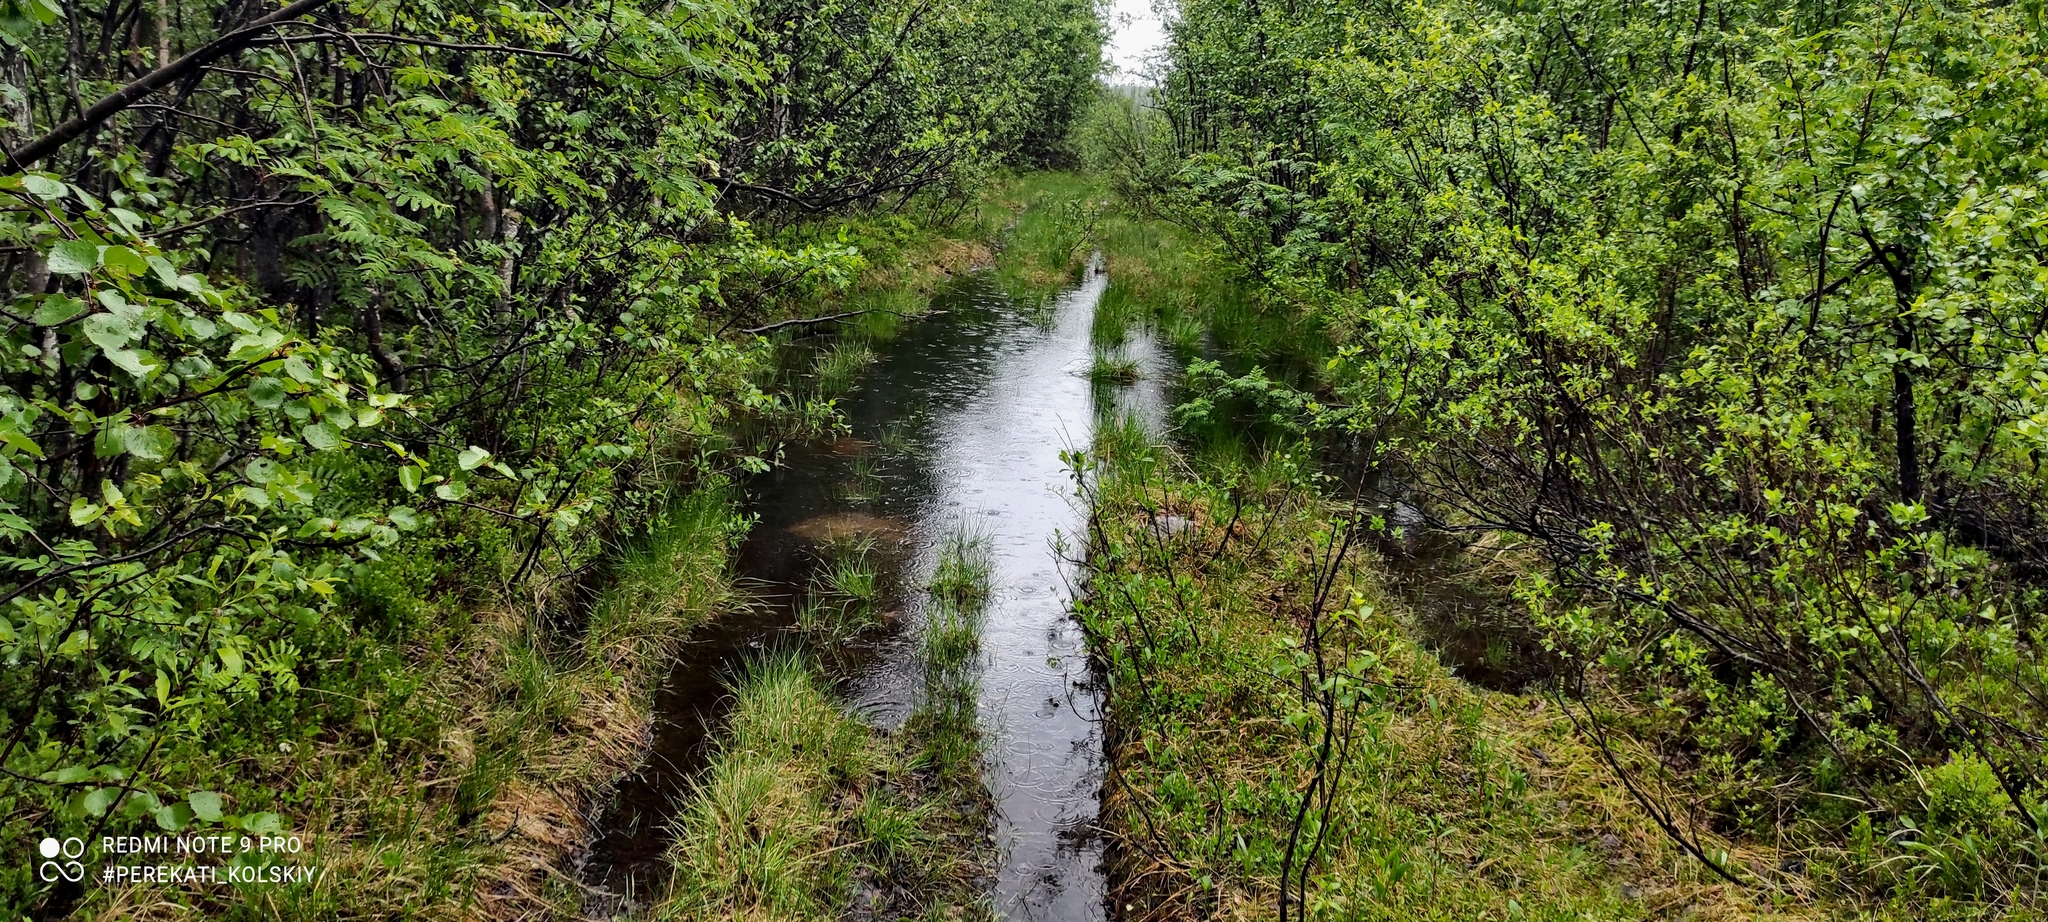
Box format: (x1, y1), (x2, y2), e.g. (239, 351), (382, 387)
(581, 257), (1170, 919)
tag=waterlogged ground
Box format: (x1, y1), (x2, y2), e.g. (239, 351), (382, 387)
(581, 258), (1170, 919)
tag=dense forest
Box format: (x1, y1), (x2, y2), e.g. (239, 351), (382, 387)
(1073, 0), (2048, 916)
(5, 0), (2047, 916)
(0, 0), (1098, 914)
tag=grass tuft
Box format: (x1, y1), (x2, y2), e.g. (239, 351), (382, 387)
(1088, 347), (1143, 385)
(929, 523), (995, 607)
(813, 340), (876, 395)
(656, 654), (991, 921)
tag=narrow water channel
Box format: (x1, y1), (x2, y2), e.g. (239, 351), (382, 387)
(581, 256), (1171, 919)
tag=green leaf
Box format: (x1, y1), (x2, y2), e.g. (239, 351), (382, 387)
(124, 425), (175, 462)
(45, 239), (98, 275)
(100, 245), (147, 277)
(188, 791), (224, 823)
(303, 422), (342, 451)
(434, 481), (469, 501)
(248, 377), (287, 409)
(398, 465), (423, 492)
(227, 329), (287, 362)
(68, 497), (103, 526)
(0, 427), (43, 458)
(457, 446), (491, 470)
(83, 312), (137, 350)
(104, 347), (161, 379)
(94, 426), (126, 459)
(147, 255), (182, 288)
(81, 787), (119, 818)
(244, 458), (277, 484)
(388, 506), (420, 530)
(20, 174), (66, 200)
(282, 356), (321, 384)
(31, 296), (88, 326)
(241, 812), (283, 834)
(154, 802), (194, 832)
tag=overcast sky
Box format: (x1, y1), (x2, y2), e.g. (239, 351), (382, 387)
(1104, 0), (1167, 83)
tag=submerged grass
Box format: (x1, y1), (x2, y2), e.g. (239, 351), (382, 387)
(813, 339), (876, 395)
(797, 535), (886, 639)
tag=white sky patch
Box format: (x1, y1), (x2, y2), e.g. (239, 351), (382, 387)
(1104, 0), (1167, 83)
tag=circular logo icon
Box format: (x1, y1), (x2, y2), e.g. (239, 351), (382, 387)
(34, 838), (85, 882)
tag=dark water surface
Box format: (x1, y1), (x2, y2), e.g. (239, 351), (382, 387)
(581, 259), (1169, 919)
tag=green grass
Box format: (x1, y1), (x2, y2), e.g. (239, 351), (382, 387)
(1088, 346), (1143, 385)
(1162, 311), (1207, 352)
(1087, 200), (1310, 371)
(1073, 419), (1857, 922)
(878, 417), (922, 457)
(818, 535), (881, 605)
(1090, 409), (1157, 471)
(796, 536), (885, 638)
(813, 339), (876, 394)
(660, 655), (868, 921)
(842, 453), (882, 502)
(656, 654), (990, 922)
(929, 522), (995, 607)
(1092, 278), (1145, 346)
(990, 172), (1103, 295)
(919, 598), (982, 682)
(906, 521), (992, 788)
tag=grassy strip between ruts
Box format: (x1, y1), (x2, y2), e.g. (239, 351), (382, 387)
(652, 525), (999, 922)
(1073, 423), (1851, 922)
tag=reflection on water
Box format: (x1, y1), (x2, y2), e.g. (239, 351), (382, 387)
(581, 257), (1170, 920)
